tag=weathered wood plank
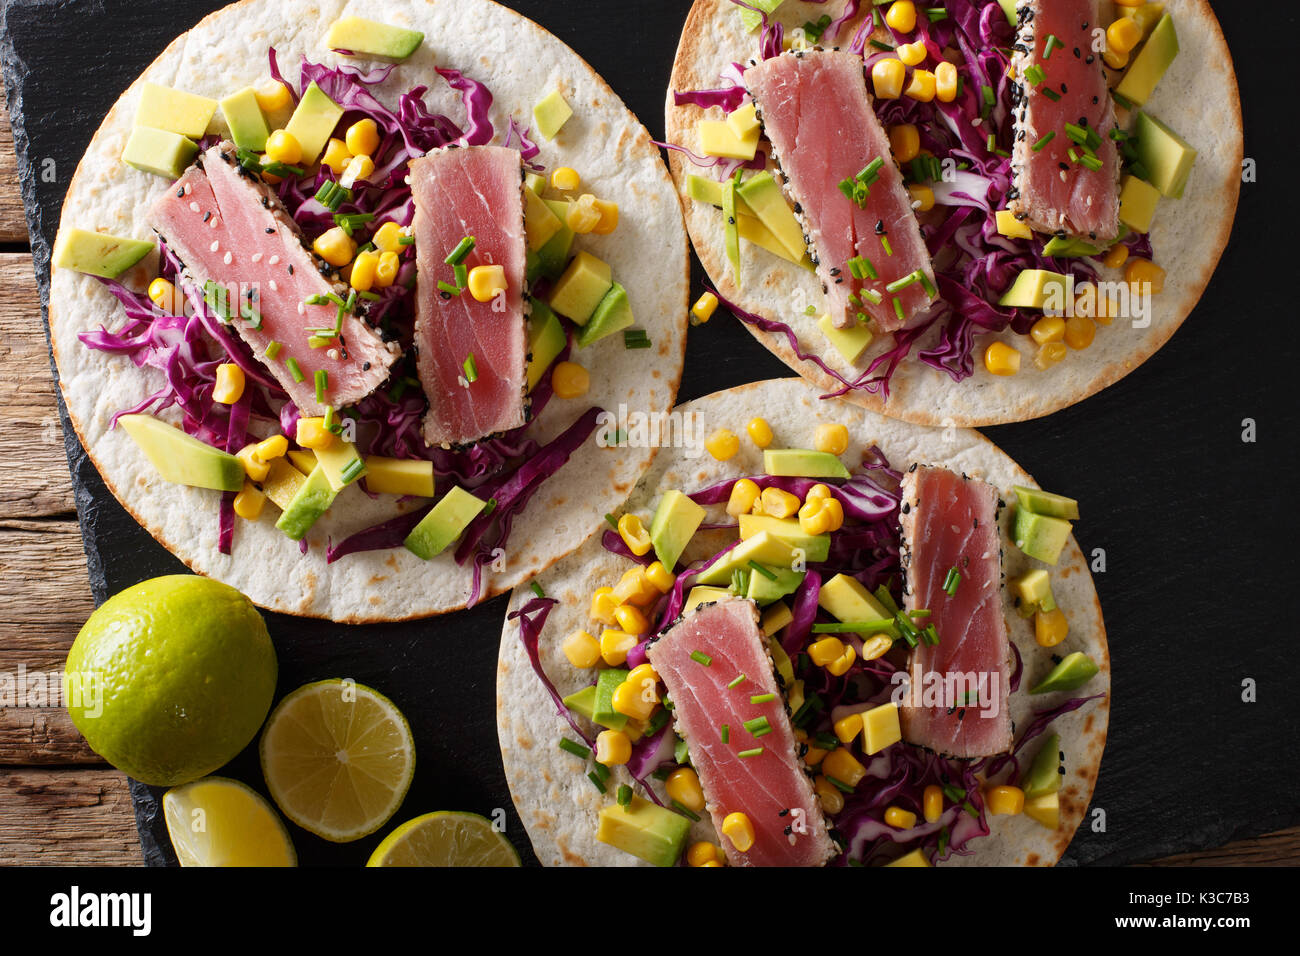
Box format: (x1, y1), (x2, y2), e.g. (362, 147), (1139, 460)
(0, 519), (94, 652)
(0, 769), (139, 865)
(0, 649), (100, 765)
(0, 104), (30, 244)
(1144, 829), (1300, 867)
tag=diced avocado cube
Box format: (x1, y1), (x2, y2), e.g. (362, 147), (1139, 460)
(312, 438), (367, 492)
(136, 82), (217, 139)
(722, 177), (741, 284)
(285, 82), (344, 166)
(738, 513), (830, 563)
(1041, 236), (1102, 259)
(996, 0), (1017, 27)
(275, 464), (339, 541)
(1013, 485), (1080, 520)
(118, 414), (244, 492)
(1022, 733), (1063, 799)
(1132, 111), (1197, 199)
(288, 449), (317, 475)
(746, 564), (804, 606)
(260, 457), (307, 511)
(649, 489), (707, 572)
(576, 283), (634, 348)
(726, 103), (760, 140)
(549, 251), (612, 325)
(53, 228), (154, 279)
(1028, 651), (1100, 695)
(592, 668), (630, 730)
(687, 174), (726, 207)
(524, 186), (562, 251)
(362, 456), (435, 497)
(861, 701), (902, 755)
(1013, 508), (1072, 565)
(525, 172), (547, 195)
(684, 586), (733, 613)
(737, 213), (815, 269)
(122, 126), (198, 179)
(761, 601), (794, 638)
(763, 448), (851, 480)
(527, 200), (576, 282)
(1023, 791), (1061, 829)
(596, 796), (691, 867)
(325, 16), (424, 60)
(1115, 13), (1178, 108)
(698, 119), (759, 161)
(997, 269), (1074, 310)
(403, 486), (486, 559)
(673, 736), (690, 765)
(1132, 2), (1165, 38)
(1012, 569), (1057, 613)
(1118, 174), (1162, 234)
(738, 0), (783, 33)
(219, 87), (270, 152)
(533, 90), (573, 141)
(818, 312), (874, 363)
(736, 171), (808, 263)
(561, 685), (597, 723)
(526, 301), (567, 392)
(818, 573), (892, 623)
(696, 531), (797, 586)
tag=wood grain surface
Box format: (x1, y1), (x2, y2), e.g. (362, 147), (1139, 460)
(0, 98), (1292, 867)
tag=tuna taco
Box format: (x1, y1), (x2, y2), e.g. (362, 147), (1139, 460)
(665, 0), (1241, 426)
(497, 378), (1109, 866)
(47, 0), (689, 621)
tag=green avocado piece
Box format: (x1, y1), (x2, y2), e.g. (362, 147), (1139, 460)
(819, 312), (874, 364)
(1041, 236), (1102, 259)
(1115, 13), (1178, 108)
(325, 16), (424, 60)
(524, 186), (562, 252)
(526, 200), (576, 282)
(403, 486), (486, 559)
(275, 464), (339, 541)
(1118, 174), (1162, 234)
(122, 126), (198, 179)
(738, 514), (831, 563)
(596, 795), (691, 867)
(1132, 111), (1197, 199)
(768, 637), (795, 686)
(53, 228), (154, 278)
(592, 668), (630, 731)
(649, 489), (707, 571)
(722, 176), (741, 285)
(533, 90), (573, 141)
(1029, 652), (1100, 695)
(284, 82), (344, 166)
(525, 172), (547, 196)
(312, 437), (367, 492)
(696, 531), (797, 586)
(118, 414), (244, 492)
(1013, 508), (1072, 565)
(576, 283), (634, 348)
(685, 585), (733, 613)
(674, 735), (690, 765)
(561, 685), (597, 723)
(136, 82), (217, 139)
(1012, 569), (1057, 614)
(997, 0), (1017, 27)
(746, 564), (805, 606)
(526, 300), (567, 392)
(763, 448), (851, 480)
(997, 269), (1074, 310)
(738, 0), (783, 32)
(1013, 485), (1080, 520)
(1022, 733), (1064, 798)
(549, 251), (612, 325)
(219, 87), (270, 152)
(736, 171), (809, 263)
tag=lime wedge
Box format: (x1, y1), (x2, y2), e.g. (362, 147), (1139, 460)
(259, 680), (415, 842)
(366, 811), (521, 867)
(163, 777), (296, 867)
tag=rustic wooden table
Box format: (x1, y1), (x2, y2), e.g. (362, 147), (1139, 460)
(0, 105), (1292, 867)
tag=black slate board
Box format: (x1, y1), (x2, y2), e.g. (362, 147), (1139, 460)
(3, 0), (1297, 868)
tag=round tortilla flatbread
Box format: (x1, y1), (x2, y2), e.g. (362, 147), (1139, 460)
(49, 0), (689, 622)
(665, 0), (1241, 426)
(497, 378), (1109, 866)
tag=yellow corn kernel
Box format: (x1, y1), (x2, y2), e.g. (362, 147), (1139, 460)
(809, 637), (846, 667)
(374, 250), (401, 289)
(321, 137), (352, 176)
(551, 166), (580, 191)
(860, 633), (894, 661)
(1030, 315), (1066, 346)
(686, 841), (723, 867)
(627, 662), (659, 690)
(897, 40), (927, 67)
(706, 429), (740, 461)
(1125, 258), (1165, 295)
(1064, 314), (1096, 350)
(986, 785), (1025, 816)
(612, 677), (657, 721)
(888, 124), (921, 163)
(804, 741), (828, 768)
(254, 434), (288, 461)
(760, 486), (801, 519)
(996, 209), (1033, 240)
(254, 79), (292, 114)
(871, 58), (907, 100)
(147, 277), (178, 314)
(313, 227), (356, 268)
(591, 199), (620, 236)
(341, 154), (375, 186)
(599, 629), (637, 666)
(886, 0), (918, 32)
(798, 495), (844, 535)
(699, 860), (723, 867)
(691, 292), (719, 324)
(727, 478), (761, 517)
(643, 562), (673, 595)
(562, 629), (601, 668)
(590, 587), (619, 626)
(295, 416), (336, 451)
(232, 481), (266, 520)
(746, 417), (774, 448)
(1093, 291), (1120, 326)
(814, 775), (846, 815)
(1035, 606), (1069, 647)
(834, 712), (864, 744)
(213, 363), (246, 405)
(1102, 243), (1130, 270)
(616, 513), (653, 558)
(373, 221), (404, 254)
(1107, 17), (1142, 55)
(236, 444), (270, 483)
(551, 360), (589, 399)
(885, 806), (918, 829)
(1035, 342), (1068, 370)
(613, 568), (658, 608)
(904, 69), (937, 103)
(822, 747), (867, 788)
(721, 811), (755, 853)
(468, 264), (508, 303)
(826, 645), (857, 677)
(983, 341), (1021, 376)
(344, 118), (380, 157)
(806, 483), (832, 502)
(566, 194), (602, 234)
(665, 767), (706, 812)
(350, 250), (380, 293)
(264, 129), (303, 165)
(1102, 46), (1129, 71)
(614, 603), (651, 636)
(935, 60), (959, 102)
(814, 423), (849, 456)
(923, 784), (944, 823)
(594, 730), (632, 766)
(906, 183), (936, 213)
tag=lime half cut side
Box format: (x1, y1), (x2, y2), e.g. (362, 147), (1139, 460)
(260, 680), (415, 843)
(163, 776), (296, 867)
(367, 811), (522, 867)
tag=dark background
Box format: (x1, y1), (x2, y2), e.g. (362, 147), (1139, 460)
(1, 0), (1296, 867)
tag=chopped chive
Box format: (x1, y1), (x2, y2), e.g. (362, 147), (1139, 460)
(1043, 34), (1062, 59)
(339, 458), (365, 483)
(728, 674), (747, 689)
(645, 709), (670, 736)
(743, 716), (772, 737)
(558, 738), (590, 759)
(859, 157), (885, 181)
(286, 357), (304, 383)
(437, 280), (461, 296)
(892, 297), (905, 323)
(881, 235), (893, 256)
(859, 288), (883, 306)
(847, 255), (878, 280)
(919, 271), (938, 298)
(690, 650), (712, 667)
(837, 178), (857, 201)
(308, 335), (333, 349)
(981, 84), (995, 108)
(925, 7), (948, 22)
(530, 581), (546, 599)
(874, 585), (901, 615)
(587, 772), (607, 794)
(964, 800), (979, 818)
(986, 132), (998, 154)
(358, 290), (382, 301)
(1041, 87), (1061, 102)
(623, 329), (652, 349)
(943, 567), (962, 596)
(826, 775), (856, 793)
(885, 270), (923, 293)
(617, 784), (633, 806)
(445, 236), (476, 264)
(747, 561), (778, 581)
(671, 800), (701, 822)
(314, 369), (328, 403)
(1031, 131), (1056, 152)
(942, 784), (966, 802)
(398, 234), (415, 246)
(813, 731), (839, 751)
(750, 693), (775, 705)
(1023, 64), (1046, 87)
(720, 723), (730, 744)
(453, 263), (468, 289)
(923, 624), (940, 646)
(604, 513), (618, 529)
(263, 340), (282, 360)
(938, 826), (950, 856)
(1068, 147), (1081, 163)
(482, 497), (498, 517)
(868, 38), (895, 52)
(463, 353), (478, 384)
(1064, 123), (1089, 145)
(322, 405), (336, 432)
(592, 761), (611, 784)
(334, 212), (374, 229)
(737, 747), (764, 758)
(1079, 153), (1104, 172)
(1109, 128), (1130, 142)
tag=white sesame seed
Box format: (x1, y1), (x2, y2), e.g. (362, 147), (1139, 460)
(326, 348), (340, 361)
(223, 251), (233, 265)
(268, 255), (280, 266)
(188, 201), (200, 213)
(297, 302), (305, 315)
(251, 252), (263, 263)
(269, 280), (278, 292)
(183, 184), (193, 196)
(210, 240), (220, 252)
(210, 216), (219, 228)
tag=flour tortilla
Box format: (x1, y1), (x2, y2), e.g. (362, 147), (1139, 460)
(665, 0), (1241, 426)
(497, 378), (1109, 866)
(49, 0), (689, 622)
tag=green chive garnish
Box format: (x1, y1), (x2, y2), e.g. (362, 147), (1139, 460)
(981, 84), (995, 108)
(943, 567), (962, 596)
(445, 236), (476, 264)
(398, 234), (415, 246)
(1079, 154), (1104, 172)
(881, 236), (893, 256)
(314, 369), (328, 404)
(339, 458), (365, 484)
(453, 263), (468, 289)
(868, 38), (894, 52)
(286, 357), (304, 383)
(860, 288), (883, 306)
(587, 772), (607, 794)
(617, 784), (633, 806)
(743, 716), (772, 737)
(721, 723), (730, 744)
(690, 650), (712, 667)
(747, 561), (777, 582)
(919, 271), (938, 298)
(671, 801), (701, 822)
(623, 329), (652, 349)
(892, 297), (905, 323)
(437, 280), (462, 296)
(1041, 87), (1062, 102)
(1043, 34), (1062, 59)
(1031, 131), (1056, 152)
(559, 738), (590, 759)
(604, 513), (618, 529)
(530, 581), (546, 599)
(827, 775), (855, 793)
(885, 270), (923, 293)
(737, 747), (764, 758)
(1023, 64), (1045, 87)
(322, 405), (336, 432)
(264, 341), (282, 360)
(727, 674), (746, 689)
(750, 693), (775, 704)
(308, 335), (333, 349)
(463, 354), (478, 384)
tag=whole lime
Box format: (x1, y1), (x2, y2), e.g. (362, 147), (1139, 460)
(64, 575), (277, 786)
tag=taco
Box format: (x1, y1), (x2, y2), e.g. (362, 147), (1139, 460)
(497, 377), (1108, 866)
(664, 0), (1241, 426)
(47, 0), (688, 621)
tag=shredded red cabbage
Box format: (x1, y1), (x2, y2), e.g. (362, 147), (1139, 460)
(509, 596), (595, 746)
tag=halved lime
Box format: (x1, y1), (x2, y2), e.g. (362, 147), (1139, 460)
(366, 811), (521, 867)
(259, 680), (415, 842)
(163, 776), (296, 867)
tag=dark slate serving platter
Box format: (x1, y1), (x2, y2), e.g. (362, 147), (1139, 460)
(3, 0), (1296, 867)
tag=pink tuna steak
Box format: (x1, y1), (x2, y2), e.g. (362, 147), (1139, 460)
(898, 465), (1012, 759)
(745, 50), (936, 333)
(149, 143), (397, 417)
(410, 146), (527, 447)
(647, 594), (837, 867)
(1008, 0), (1121, 240)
